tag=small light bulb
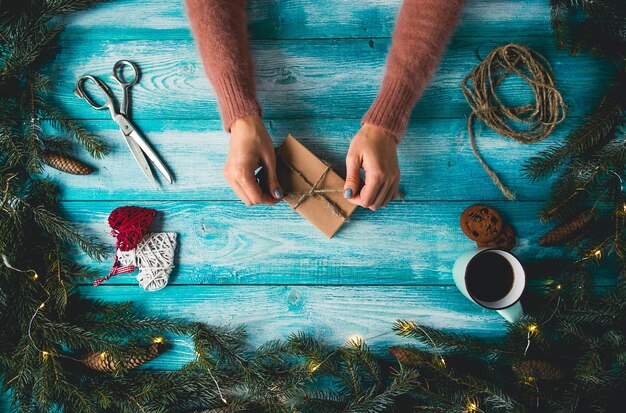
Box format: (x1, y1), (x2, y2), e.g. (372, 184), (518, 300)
(556, 284), (562, 290)
(400, 321), (416, 334)
(466, 401), (478, 412)
(41, 351), (50, 360)
(152, 336), (164, 344)
(308, 361), (320, 372)
(622, 203), (626, 212)
(528, 324), (538, 333)
(440, 357), (446, 366)
(594, 249), (602, 259)
(99, 352), (107, 360)
(39, 302), (45, 309)
(32, 273), (38, 280)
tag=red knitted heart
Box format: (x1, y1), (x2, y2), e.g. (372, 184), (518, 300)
(108, 206), (157, 251)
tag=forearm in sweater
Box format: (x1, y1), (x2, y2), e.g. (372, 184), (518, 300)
(185, 0), (261, 131)
(363, 0), (466, 142)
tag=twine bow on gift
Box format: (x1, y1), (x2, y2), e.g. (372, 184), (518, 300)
(281, 161), (348, 220)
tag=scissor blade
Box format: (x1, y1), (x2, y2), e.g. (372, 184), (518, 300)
(122, 134), (159, 189)
(128, 130), (173, 184)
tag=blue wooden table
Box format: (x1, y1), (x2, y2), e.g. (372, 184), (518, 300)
(34, 0), (614, 373)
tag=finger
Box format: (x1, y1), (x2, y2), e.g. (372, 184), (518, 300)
(381, 180), (399, 208)
(228, 179), (252, 206)
(392, 184), (401, 200)
(237, 175), (280, 205)
(261, 154), (284, 200)
(371, 181), (392, 211)
(343, 154), (361, 199)
(348, 171), (383, 208)
(238, 170), (276, 205)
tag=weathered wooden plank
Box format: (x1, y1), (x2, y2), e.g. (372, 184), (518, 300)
(44, 37), (612, 121)
(62, 200), (576, 286)
(76, 284), (509, 368)
(47, 117), (569, 201)
(60, 0), (552, 40)
(3, 0), (611, 404)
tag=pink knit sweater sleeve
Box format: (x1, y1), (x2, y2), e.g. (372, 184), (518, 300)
(185, 0), (261, 131)
(363, 0), (466, 142)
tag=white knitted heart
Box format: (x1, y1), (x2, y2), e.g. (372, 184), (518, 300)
(116, 232), (177, 291)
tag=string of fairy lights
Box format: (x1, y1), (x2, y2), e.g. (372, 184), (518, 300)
(1, 252), (227, 407)
(0, 224), (614, 413)
(1, 254), (164, 367)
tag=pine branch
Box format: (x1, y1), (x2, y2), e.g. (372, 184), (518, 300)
(549, 1), (571, 50)
(39, 102), (109, 158)
(41, 0), (112, 16)
(29, 204), (106, 261)
(0, 24), (63, 83)
(80, 315), (189, 339)
(344, 368), (420, 413)
(524, 85), (622, 182)
(191, 323), (250, 375)
(393, 321), (517, 361)
(522, 145), (569, 181)
(347, 337), (383, 388)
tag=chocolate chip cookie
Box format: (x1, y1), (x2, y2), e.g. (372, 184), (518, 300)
(460, 204), (503, 242)
(477, 223), (516, 251)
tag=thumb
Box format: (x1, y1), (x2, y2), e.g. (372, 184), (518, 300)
(262, 155), (283, 199)
(344, 154), (361, 199)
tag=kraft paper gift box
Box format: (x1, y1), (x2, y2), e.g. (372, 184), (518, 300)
(275, 134), (357, 238)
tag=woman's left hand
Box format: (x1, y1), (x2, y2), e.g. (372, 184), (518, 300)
(343, 123), (400, 211)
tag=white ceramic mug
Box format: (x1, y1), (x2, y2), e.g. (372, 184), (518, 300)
(452, 248), (525, 323)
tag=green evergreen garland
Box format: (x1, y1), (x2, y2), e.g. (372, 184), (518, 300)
(524, 0), (626, 261)
(1, 1), (625, 412)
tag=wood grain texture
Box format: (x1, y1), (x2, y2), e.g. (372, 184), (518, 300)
(44, 37), (612, 121)
(76, 284), (509, 368)
(60, 0), (551, 40)
(48, 117), (571, 201)
(62, 200), (582, 286)
(1, 0), (609, 402)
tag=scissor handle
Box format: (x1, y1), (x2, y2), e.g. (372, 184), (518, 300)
(113, 60), (140, 87)
(74, 75), (116, 114)
(112, 60), (140, 116)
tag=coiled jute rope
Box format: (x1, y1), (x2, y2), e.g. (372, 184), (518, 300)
(461, 43), (566, 200)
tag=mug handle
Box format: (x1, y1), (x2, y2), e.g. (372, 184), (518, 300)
(496, 301), (524, 323)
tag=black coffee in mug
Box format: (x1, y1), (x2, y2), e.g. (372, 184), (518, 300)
(465, 250), (514, 303)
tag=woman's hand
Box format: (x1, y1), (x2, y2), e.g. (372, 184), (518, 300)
(224, 114), (283, 206)
(344, 123), (400, 211)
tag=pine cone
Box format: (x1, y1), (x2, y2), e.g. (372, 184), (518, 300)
(538, 210), (595, 246)
(512, 359), (565, 380)
(82, 342), (165, 372)
(389, 346), (425, 367)
(124, 341), (166, 369)
(43, 152), (94, 175)
(81, 349), (117, 372)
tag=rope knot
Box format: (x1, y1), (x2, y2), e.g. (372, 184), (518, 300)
(283, 161), (347, 220)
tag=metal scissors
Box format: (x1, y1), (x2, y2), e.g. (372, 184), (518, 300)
(74, 60), (173, 188)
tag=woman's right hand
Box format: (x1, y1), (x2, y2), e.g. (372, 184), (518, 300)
(224, 114), (283, 206)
